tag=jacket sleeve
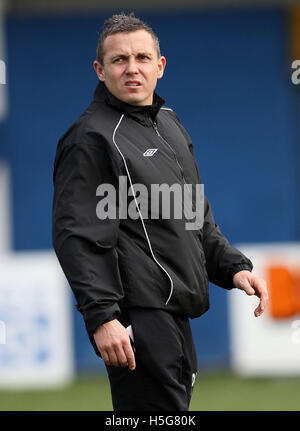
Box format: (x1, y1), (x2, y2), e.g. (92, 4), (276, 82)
(202, 197), (253, 290)
(52, 133), (124, 340)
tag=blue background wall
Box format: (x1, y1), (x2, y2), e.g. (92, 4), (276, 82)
(0, 7), (299, 372)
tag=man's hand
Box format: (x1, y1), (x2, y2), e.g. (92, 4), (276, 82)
(93, 319), (136, 370)
(233, 270), (269, 317)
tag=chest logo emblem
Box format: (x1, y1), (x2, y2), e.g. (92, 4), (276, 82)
(143, 148), (158, 157)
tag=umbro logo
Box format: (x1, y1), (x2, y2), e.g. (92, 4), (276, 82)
(143, 148), (158, 157)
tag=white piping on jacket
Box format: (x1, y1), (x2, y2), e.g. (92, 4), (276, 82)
(112, 114), (174, 305)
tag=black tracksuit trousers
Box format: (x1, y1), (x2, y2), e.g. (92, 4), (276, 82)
(105, 308), (198, 411)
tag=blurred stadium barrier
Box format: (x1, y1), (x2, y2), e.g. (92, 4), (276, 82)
(0, 159), (75, 389)
(229, 243), (300, 376)
(0, 252), (75, 388)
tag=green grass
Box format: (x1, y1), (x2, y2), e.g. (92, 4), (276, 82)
(0, 372), (299, 411)
(190, 372), (300, 411)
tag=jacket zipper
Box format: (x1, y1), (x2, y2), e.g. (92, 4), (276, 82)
(152, 120), (200, 228)
(152, 121), (191, 193)
(152, 121), (207, 285)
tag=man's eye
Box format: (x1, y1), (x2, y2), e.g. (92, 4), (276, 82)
(114, 58), (124, 63)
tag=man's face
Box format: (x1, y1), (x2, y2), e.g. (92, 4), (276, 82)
(94, 30), (166, 106)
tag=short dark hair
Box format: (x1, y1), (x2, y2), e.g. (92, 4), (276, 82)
(96, 12), (161, 64)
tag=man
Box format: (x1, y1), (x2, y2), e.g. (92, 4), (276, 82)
(52, 13), (268, 411)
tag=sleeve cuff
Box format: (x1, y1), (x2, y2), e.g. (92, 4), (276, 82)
(78, 302), (121, 338)
(227, 263), (253, 289)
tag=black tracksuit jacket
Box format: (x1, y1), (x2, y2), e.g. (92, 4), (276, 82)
(52, 81), (253, 344)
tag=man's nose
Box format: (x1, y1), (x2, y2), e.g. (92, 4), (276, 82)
(125, 58), (139, 75)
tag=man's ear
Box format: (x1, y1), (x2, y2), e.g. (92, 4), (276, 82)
(93, 60), (105, 81)
(157, 56), (166, 80)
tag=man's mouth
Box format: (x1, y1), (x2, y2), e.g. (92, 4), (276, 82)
(125, 81), (142, 87)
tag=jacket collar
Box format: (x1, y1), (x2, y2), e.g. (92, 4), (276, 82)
(93, 80), (165, 126)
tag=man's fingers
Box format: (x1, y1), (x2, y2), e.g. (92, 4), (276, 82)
(106, 349), (120, 367)
(123, 342), (136, 370)
(93, 320), (136, 369)
(239, 280), (255, 295)
(255, 300), (266, 317)
(101, 342), (135, 370)
(114, 344), (130, 367)
(99, 347), (118, 367)
(254, 287), (269, 317)
(233, 271), (269, 318)
(101, 349), (110, 365)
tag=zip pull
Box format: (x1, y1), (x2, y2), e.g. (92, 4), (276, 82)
(152, 120), (190, 188)
(153, 121), (160, 136)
